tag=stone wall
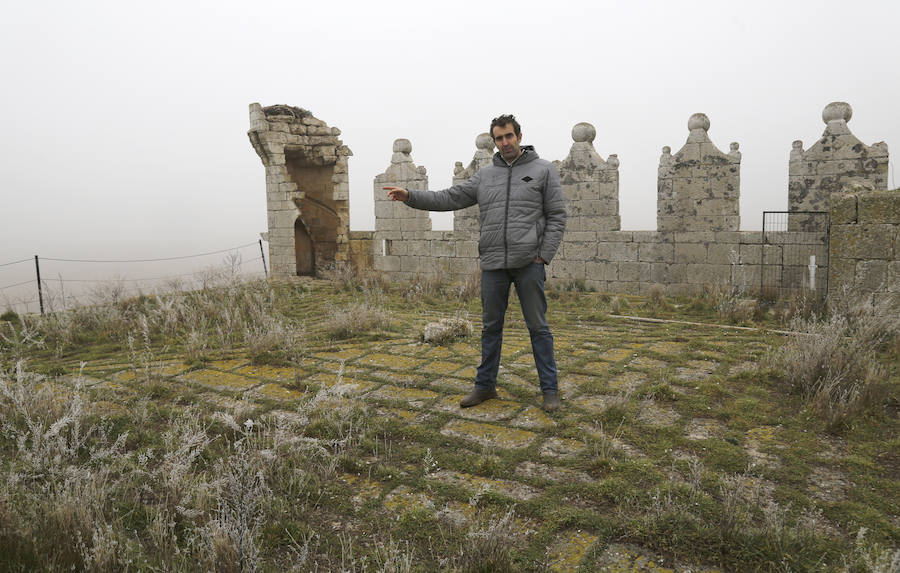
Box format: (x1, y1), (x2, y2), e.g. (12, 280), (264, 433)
(829, 190), (900, 312)
(253, 101), (893, 303)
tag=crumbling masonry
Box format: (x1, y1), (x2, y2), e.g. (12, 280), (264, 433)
(249, 102), (897, 307)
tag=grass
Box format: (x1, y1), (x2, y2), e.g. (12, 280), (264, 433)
(0, 268), (896, 571)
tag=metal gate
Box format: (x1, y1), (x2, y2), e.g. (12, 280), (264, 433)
(760, 211), (830, 301)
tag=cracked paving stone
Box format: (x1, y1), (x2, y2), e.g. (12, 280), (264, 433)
(649, 341), (686, 356)
(433, 395), (521, 421)
(596, 543), (721, 572)
(367, 385), (438, 408)
(358, 353), (425, 371)
(745, 426), (783, 469)
(430, 377), (472, 393)
(428, 469), (541, 500)
(440, 419), (537, 449)
(307, 372), (376, 394)
(598, 348), (635, 362)
(253, 383), (305, 402)
(608, 371), (647, 392)
(571, 394), (620, 411)
(686, 418), (726, 440)
(808, 466), (851, 502)
(540, 437), (585, 458)
(514, 461), (591, 483)
(675, 359), (719, 381)
(509, 405), (556, 429)
(208, 358), (247, 371)
(181, 369), (258, 391)
(629, 356), (668, 370)
(234, 364), (299, 380)
(636, 400), (680, 427)
(581, 361), (613, 375)
(426, 360), (467, 375)
(546, 529), (598, 572)
(728, 361), (758, 376)
(313, 347), (369, 362)
(383, 485), (434, 514)
(340, 474), (383, 510)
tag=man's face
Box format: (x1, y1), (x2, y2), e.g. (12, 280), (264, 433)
(492, 123), (522, 162)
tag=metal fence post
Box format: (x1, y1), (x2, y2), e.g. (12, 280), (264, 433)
(34, 255), (44, 315)
(259, 239), (268, 278)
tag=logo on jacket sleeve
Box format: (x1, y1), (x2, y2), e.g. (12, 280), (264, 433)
(521, 176), (533, 182)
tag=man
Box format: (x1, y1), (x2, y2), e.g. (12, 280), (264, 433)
(384, 114), (567, 412)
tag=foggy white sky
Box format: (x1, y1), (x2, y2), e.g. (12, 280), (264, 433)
(1, 0), (898, 309)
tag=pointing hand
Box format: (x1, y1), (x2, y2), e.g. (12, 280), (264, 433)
(383, 186), (409, 201)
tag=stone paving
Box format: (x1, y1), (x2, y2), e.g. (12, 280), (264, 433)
(73, 314), (869, 571)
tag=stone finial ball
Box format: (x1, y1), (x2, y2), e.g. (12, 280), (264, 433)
(688, 113), (710, 131)
(572, 122), (596, 143)
(475, 133), (494, 150)
(393, 138), (412, 154)
(730, 142), (739, 152)
(662, 146), (671, 154)
(822, 101), (852, 124)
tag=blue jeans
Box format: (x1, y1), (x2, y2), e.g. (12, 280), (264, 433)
(475, 262), (558, 394)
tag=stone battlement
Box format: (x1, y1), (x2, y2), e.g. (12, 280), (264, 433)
(250, 102), (896, 305)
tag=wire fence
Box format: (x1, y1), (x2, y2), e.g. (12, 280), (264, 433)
(0, 240), (268, 315)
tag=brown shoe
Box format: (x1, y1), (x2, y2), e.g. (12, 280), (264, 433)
(542, 392), (560, 412)
(460, 387), (498, 408)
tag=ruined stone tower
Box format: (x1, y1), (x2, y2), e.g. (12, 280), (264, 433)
(788, 101), (889, 223)
(248, 104), (352, 277)
(657, 113), (741, 232)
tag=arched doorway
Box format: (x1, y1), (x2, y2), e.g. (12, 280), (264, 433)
(294, 218), (315, 276)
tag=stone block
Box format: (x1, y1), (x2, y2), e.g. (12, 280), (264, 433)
(855, 260), (889, 292)
(376, 256), (401, 272)
(565, 241), (598, 261)
(598, 241), (638, 262)
(638, 242), (674, 263)
(449, 257), (478, 276)
(667, 283), (699, 297)
(618, 262), (651, 282)
(407, 241), (431, 257)
(457, 240), (479, 258)
(586, 261), (618, 281)
(609, 281), (642, 295)
(431, 240), (456, 258)
(707, 243), (741, 265)
(597, 231), (633, 242)
(552, 260), (585, 279)
(890, 261), (900, 293)
(401, 256), (435, 274)
(830, 225), (894, 259)
(564, 231), (599, 243)
(827, 258), (856, 294)
(675, 231), (715, 244)
(830, 193), (859, 224)
(858, 192), (900, 224)
(674, 243), (707, 264)
(634, 231), (668, 243)
(685, 263), (730, 285)
(740, 243), (763, 265)
(650, 263), (687, 284)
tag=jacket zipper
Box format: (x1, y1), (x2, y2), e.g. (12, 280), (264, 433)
(503, 164), (512, 268)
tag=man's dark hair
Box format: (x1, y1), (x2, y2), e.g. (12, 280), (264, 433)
(490, 114), (521, 137)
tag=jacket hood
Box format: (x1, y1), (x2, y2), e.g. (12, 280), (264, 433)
(493, 145), (538, 167)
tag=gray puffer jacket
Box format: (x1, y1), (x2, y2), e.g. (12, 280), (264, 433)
(405, 146), (567, 270)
